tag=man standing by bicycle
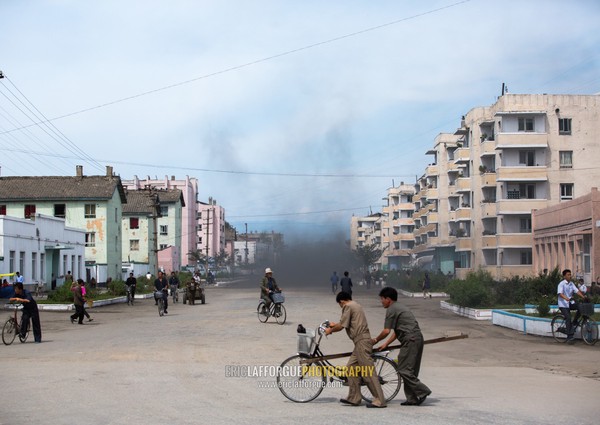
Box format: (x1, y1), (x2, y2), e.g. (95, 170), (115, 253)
(260, 268), (281, 313)
(10, 282), (42, 343)
(557, 269), (585, 344)
(126, 272), (137, 301)
(372, 287), (432, 406)
(325, 291), (386, 408)
(169, 271), (180, 302)
(154, 271), (169, 314)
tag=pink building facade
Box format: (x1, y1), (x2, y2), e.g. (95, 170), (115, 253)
(532, 187), (600, 283)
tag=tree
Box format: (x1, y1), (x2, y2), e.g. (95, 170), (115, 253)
(214, 249), (229, 267)
(353, 244), (383, 274)
(188, 250), (206, 265)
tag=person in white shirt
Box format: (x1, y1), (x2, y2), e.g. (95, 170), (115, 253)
(557, 269), (585, 344)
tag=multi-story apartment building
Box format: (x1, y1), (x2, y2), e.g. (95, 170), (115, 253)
(0, 165), (126, 283)
(415, 93), (600, 279)
(121, 190), (161, 277)
(350, 212), (385, 268)
(122, 175), (198, 267)
(381, 183), (415, 270)
(198, 198), (225, 260)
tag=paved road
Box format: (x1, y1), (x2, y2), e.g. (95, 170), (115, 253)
(1, 280), (598, 425)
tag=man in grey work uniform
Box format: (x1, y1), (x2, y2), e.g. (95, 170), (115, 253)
(372, 287), (432, 406)
(325, 291), (386, 408)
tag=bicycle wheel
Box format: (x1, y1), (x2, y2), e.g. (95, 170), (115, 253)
(581, 318), (599, 345)
(274, 304), (287, 325)
(257, 302), (269, 323)
(361, 355), (402, 403)
(2, 318), (17, 345)
(551, 315), (568, 343)
(158, 298), (164, 317)
(276, 355), (326, 403)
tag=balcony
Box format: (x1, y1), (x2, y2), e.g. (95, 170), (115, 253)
(495, 133), (548, 149)
(426, 187), (439, 200)
(481, 235), (497, 249)
(455, 237), (472, 252)
(448, 210), (456, 222)
(456, 208), (471, 221)
(497, 233), (532, 248)
(456, 177), (471, 192)
(497, 166), (548, 182)
(480, 173), (497, 187)
(392, 202), (415, 212)
(497, 199), (548, 214)
(447, 162), (460, 173)
(480, 140), (496, 156)
(427, 236), (440, 246)
(425, 164), (439, 177)
(427, 211), (438, 223)
(455, 148), (470, 163)
(480, 202), (496, 218)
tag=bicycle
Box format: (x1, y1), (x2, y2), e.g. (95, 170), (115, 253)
(2, 302), (29, 345)
(257, 291), (286, 325)
(551, 302), (598, 345)
(276, 321), (401, 403)
(170, 285), (179, 303)
(126, 285), (134, 306)
(155, 291), (166, 317)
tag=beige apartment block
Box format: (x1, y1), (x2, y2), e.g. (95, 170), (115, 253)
(350, 213), (385, 268)
(415, 93), (600, 280)
(532, 187), (600, 284)
(381, 183), (416, 270)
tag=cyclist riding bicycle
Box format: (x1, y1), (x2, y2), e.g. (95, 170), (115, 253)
(557, 269), (585, 344)
(260, 267), (282, 313)
(154, 271), (169, 314)
(126, 272), (137, 300)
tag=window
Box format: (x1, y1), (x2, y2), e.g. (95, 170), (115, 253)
(519, 184), (535, 199)
(63, 255), (67, 276)
(160, 206), (169, 217)
(520, 250), (532, 265)
(84, 204), (96, 218)
(130, 239), (140, 251)
(77, 255), (82, 279)
(24, 204), (36, 219)
(40, 253), (45, 280)
(0, 205), (6, 215)
(160, 225), (168, 235)
(559, 151), (572, 168)
(159, 244), (168, 250)
(9, 251), (15, 273)
(558, 118), (572, 135)
(518, 117), (534, 132)
(520, 218), (532, 233)
(19, 252), (25, 277)
(85, 232), (96, 247)
(54, 204), (66, 218)
(518, 150), (535, 166)
(560, 183), (574, 200)
(31, 253), (37, 280)
(130, 217), (139, 229)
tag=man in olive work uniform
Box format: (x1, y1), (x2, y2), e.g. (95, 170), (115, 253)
(325, 291), (386, 408)
(372, 287), (432, 406)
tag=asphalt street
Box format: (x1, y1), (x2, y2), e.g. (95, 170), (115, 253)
(1, 279), (598, 425)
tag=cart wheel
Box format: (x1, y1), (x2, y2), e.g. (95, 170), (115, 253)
(276, 355), (326, 402)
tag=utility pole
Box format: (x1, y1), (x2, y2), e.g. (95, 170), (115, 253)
(150, 188), (159, 275)
(205, 206), (210, 277)
(244, 223), (248, 266)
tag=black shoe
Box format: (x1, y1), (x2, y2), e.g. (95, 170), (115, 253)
(340, 399), (360, 406)
(164, 311), (168, 314)
(566, 338), (575, 345)
(70, 317), (75, 324)
(416, 391), (432, 406)
(366, 403), (386, 408)
(88, 318), (93, 322)
(401, 400), (418, 406)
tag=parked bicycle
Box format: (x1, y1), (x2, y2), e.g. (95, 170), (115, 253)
(257, 291), (286, 325)
(276, 321), (401, 403)
(155, 290), (166, 317)
(551, 302), (598, 345)
(2, 302), (29, 345)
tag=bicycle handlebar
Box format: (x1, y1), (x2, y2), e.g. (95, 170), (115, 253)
(318, 320), (330, 335)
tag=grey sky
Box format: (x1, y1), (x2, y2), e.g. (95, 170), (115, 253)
(1, 0), (599, 240)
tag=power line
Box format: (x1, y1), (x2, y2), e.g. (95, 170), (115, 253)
(0, 0), (472, 136)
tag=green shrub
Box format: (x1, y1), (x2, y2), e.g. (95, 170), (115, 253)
(536, 296), (551, 317)
(446, 270), (494, 308)
(108, 280), (126, 296)
(47, 282), (75, 303)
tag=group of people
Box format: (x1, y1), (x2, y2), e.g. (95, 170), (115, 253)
(325, 287), (431, 408)
(69, 273), (94, 325)
(329, 271), (353, 295)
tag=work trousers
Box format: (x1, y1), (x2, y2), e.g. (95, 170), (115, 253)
(71, 305), (85, 324)
(346, 338), (386, 407)
(397, 332), (431, 404)
(21, 308), (42, 342)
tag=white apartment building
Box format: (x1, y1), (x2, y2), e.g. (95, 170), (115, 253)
(350, 213), (385, 268)
(415, 93), (600, 279)
(198, 198), (225, 260)
(381, 183), (416, 270)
